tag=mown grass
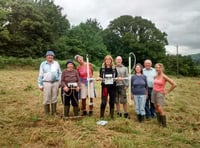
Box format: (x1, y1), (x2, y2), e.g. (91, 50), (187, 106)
(0, 69), (200, 148)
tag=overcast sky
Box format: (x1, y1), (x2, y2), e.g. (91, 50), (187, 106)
(54, 0), (200, 55)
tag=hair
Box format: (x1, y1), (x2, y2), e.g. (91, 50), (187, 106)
(155, 63), (164, 71)
(74, 55), (83, 61)
(144, 59), (152, 65)
(134, 63), (143, 74)
(102, 55), (115, 68)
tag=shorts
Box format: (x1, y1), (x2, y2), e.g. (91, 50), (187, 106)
(80, 81), (95, 99)
(115, 86), (127, 104)
(151, 90), (165, 106)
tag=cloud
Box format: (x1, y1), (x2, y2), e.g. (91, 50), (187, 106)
(54, 0), (200, 55)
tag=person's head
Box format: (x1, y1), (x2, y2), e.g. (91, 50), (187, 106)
(103, 55), (114, 68)
(74, 54), (84, 64)
(66, 59), (75, 70)
(134, 63), (143, 74)
(45, 51), (55, 63)
(155, 63), (164, 74)
(144, 59), (152, 70)
(115, 56), (123, 66)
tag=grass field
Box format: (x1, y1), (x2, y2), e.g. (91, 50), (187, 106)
(0, 69), (200, 148)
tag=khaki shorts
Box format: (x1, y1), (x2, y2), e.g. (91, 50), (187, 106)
(80, 81), (95, 99)
(115, 86), (127, 104)
(151, 90), (165, 106)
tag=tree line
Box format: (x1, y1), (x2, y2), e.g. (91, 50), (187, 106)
(0, 0), (199, 76)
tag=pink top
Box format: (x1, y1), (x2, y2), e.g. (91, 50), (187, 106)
(77, 63), (93, 79)
(153, 77), (166, 93)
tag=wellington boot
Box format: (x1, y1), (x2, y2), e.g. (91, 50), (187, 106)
(89, 111), (93, 116)
(110, 108), (114, 119)
(141, 115), (145, 122)
(137, 114), (142, 122)
(44, 104), (50, 115)
(73, 106), (79, 116)
(100, 108), (105, 118)
(156, 112), (162, 125)
(51, 103), (57, 115)
(124, 112), (129, 118)
(64, 105), (70, 117)
(161, 115), (167, 127)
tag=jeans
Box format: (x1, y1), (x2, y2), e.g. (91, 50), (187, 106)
(134, 95), (146, 115)
(145, 88), (156, 118)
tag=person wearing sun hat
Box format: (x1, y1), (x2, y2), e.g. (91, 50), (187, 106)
(61, 59), (80, 117)
(38, 50), (62, 116)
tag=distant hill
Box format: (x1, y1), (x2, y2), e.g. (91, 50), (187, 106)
(189, 53), (200, 63)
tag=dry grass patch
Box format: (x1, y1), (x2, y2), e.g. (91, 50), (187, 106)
(0, 69), (200, 147)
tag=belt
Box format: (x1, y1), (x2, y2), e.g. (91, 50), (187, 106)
(43, 81), (58, 83)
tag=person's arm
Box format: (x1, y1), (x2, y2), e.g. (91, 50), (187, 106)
(38, 62), (44, 91)
(163, 74), (177, 94)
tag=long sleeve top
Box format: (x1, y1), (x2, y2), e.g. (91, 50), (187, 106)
(38, 60), (61, 88)
(61, 69), (80, 88)
(131, 74), (148, 95)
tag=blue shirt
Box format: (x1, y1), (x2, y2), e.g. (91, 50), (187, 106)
(131, 74), (147, 95)
(38, 60), (62, 88)
(143, 67), (156, 88)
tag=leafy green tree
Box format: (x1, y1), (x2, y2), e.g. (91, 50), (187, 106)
(68, 19), (109, 65)
(103, 15), (168, 65)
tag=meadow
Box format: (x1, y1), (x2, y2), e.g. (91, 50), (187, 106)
(0, 69), (199, 148)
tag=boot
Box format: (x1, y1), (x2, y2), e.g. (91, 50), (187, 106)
(100, 107), (105, 118)
(156, 112), (162, 125)
(141, 115), (145, 122)
(89, 111), (93, 116)
(73, 106), (79, 116)
(117, 112), (122, 117)
(64, 105), (70, 117)
(44, 104), (50, 115)
(51, 103), (57, 115)
(137, 114), (142, 122)
(82, 111), (87, 116)
(110, 108), (114, 119)
(124, 112), (129, 118)
(161, 115), (167, 127)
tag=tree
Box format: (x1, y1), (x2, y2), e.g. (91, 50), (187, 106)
(68, 19), (109, 65)
(103, 15), (168, 65)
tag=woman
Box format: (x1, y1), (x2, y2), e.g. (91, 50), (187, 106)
(131, 63), (148, 122)
(152, 63), (176, 127)
(74, 55), (95, 116)
(61, 60), (80, 117)
(97, 55), (118, 119)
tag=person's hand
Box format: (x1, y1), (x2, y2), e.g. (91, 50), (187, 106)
(63, 86), (69, 92)
(131, 95), (134, 100)
(76, 87), (80, 92)
(96, 77), (102, 81)
(39, 87), (43, 91)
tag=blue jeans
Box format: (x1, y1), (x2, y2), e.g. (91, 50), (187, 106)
(145, 88), (156, 118)
(134, 95), (146, 115)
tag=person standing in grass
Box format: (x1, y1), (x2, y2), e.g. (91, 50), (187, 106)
(97, 55), (118, 119)
(152, 63), (176, 127)
(74, 55), (95, 116)
(38, 51), (61, 116)
(115, 56), (129, 118)
(61, 60), (80, 117)
(143, 59), (157, 120)
(131, 63), (148, 123)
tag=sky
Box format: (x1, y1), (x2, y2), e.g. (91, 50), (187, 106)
(54, 0), (200, 55)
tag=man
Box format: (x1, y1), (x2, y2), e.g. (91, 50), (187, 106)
(115, 56), (129, 118)
(38, 51), (61, 115)
(143, 59), (157, 120)
(74, 55), (95, 116)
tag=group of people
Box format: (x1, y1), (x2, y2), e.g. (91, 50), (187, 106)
(38, 51), (176, 127)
